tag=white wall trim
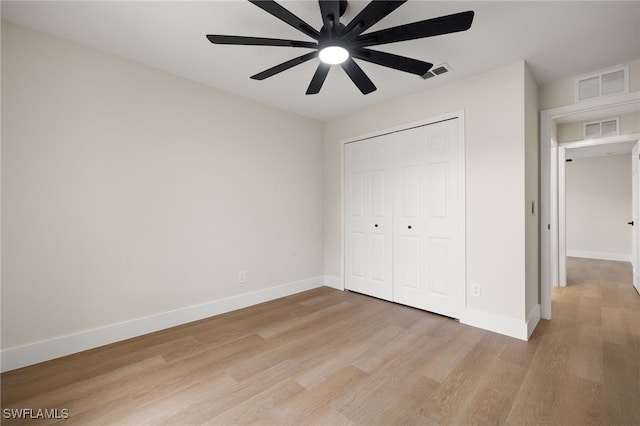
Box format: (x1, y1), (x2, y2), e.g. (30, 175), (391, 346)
(460, 309), (531, 341)
(323, 275), (344, 290)
(526, 304), (541, 339)
(341, 111), (464, 145)
(558, 145), (567, 286)
(567, 250), (631, 262)
(1, 277), (325, 372)
(562, 133), (640, 150)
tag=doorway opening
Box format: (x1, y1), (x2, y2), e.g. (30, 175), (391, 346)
(559, 135), (639, 287)
(540, 91), (640, 319)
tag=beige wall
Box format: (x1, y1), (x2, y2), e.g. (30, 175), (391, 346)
(566, 155), (632, 257)
(2, 21), (543, 352)
(324, 61), (536, 321)
(1, 22), (324, 349)
(557, 111), (640, 143)
(540, 59), (640, 111)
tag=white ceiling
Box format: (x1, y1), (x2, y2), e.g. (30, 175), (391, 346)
(2, 1), (639, 121)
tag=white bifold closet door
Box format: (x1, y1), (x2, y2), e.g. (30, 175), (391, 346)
(344, 135), (393, 301)
(344, 118), (463, 319)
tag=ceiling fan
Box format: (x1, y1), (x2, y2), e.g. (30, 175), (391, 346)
(206, 0), (474, 95)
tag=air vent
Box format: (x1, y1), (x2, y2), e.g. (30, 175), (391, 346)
(575, 66), (629, 102)
(422, 63), (452, 80)
(584, 118), (619, 139)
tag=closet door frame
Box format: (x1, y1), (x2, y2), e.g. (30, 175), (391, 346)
(340, 110), (466, 313)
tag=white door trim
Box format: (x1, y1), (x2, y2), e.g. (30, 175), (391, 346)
(559, 134), (640, 287)
(340, 110), (466, 302)
(341, 111), (465, 144)
(632, 141), (639, 294)
(558, 145), (567, 287)
(540, 91), (640, 319)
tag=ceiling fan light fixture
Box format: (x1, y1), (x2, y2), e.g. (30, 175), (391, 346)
(319, 46), (349, 65)
(207, 1), (475, 94)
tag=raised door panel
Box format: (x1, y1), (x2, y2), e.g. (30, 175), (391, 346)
(344, 139), (393, 300)
(366, 137), (393, 300)
(423, 119), (463, 318)
(393, 127), (427, 309)
(345, 142), (368, 294)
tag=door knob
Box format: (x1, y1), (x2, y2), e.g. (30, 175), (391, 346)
(374, 224), (378, 227)
(629, 221), (634, 226)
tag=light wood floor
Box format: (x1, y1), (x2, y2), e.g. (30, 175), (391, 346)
(2, 258), (639, 425)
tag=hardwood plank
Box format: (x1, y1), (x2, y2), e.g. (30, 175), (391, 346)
(351, 316), (442, 373)
(420, 332), (512, 425)
(226, 317), (351, 383)
(206, 379), (305, 425)
(456, 357), (526, 425)
(499, 329), (542, 367)
(373, 373), (441, 426)
(263, 365), (368, 424)
(292, 324), (403, 388)
(602, 340), (640, 425)
(567, 322), (603, 383)
(505, 329), (571, 425)
(418, 325), (486, 383)
(0, 335), (196, 405)
(257, 301), (353, 339)
(602, 306), (634, 346)
(548, 374), (605, 426)
(331, 334), (446, 422)
(146, 359), (301, 425)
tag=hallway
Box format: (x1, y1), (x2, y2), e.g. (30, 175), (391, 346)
(549, 257), (639, 424)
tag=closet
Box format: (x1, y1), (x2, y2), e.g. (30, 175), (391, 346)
(344, 117), (464, 319)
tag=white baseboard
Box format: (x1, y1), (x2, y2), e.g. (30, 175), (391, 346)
(460, 308), (535, 341)
(526, 304), (541, 339)
(323, 275), (343, 290)
(567, 250), (631, 263)
(1, 276), (325, 372)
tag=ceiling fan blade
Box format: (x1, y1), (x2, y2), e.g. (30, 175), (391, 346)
(306, 63), (331, 95)
(207, 35), (317, 49)
(341, 1), (406, 40)
(251, 51), (318, 80)
(319, 0), (341, 37)
(249, 0), (320, 40)
(341, 58), (377, 94)
(354, 10), (475, 47)
(352, 48), (432, 75)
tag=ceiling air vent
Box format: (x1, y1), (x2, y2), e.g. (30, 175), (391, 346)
(575, 66), (629, 102)
(584, 118), (619, 139)
(422, 63), (452, 80)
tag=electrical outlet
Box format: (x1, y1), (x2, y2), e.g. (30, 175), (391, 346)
(238, 271), (246, 284)
(471, 282), (481, 297)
